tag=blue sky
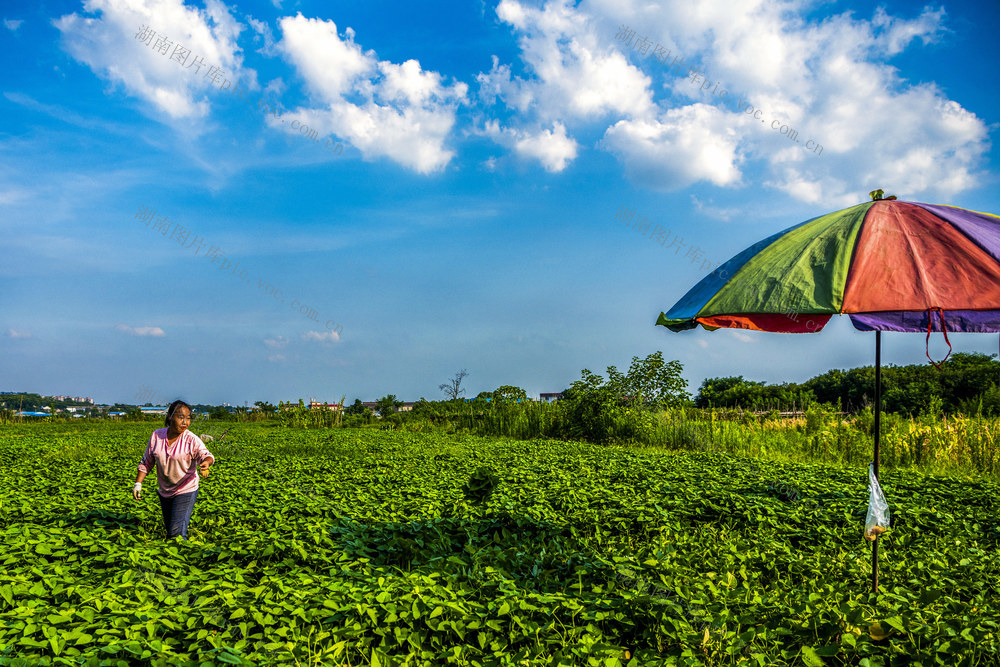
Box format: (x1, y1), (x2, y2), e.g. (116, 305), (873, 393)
(2, 0), (998, 406)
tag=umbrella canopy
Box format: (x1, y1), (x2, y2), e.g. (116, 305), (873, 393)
(656, 193), (1000, 593)
(658, 199), (1000, 335)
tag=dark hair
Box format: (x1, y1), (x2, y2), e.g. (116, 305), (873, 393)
(165, 400), (193, 426)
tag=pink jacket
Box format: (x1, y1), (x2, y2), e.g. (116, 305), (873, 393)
(138, 428), (215, 497)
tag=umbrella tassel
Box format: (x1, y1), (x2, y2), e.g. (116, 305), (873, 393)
(925, 308), (953, 369)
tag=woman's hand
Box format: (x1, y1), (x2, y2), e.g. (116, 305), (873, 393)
(199, 460), (212, 477)
(132, 482), (142, 500)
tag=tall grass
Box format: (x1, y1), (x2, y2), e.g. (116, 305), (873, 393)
(657, 407), (1000, 477)
(460, 401), (999, 478)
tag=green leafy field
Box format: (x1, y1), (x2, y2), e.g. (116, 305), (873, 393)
(1, 423), (997, 666)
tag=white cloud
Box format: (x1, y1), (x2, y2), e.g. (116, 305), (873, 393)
(246, 15), (276, 56)
(263, 336), (288, 348)
(476, 0), (653, 171)
(602, 104), (743, 190)
(278, 14), (467, 174)
(482, 0), (988, 203)
(485, 121), (578, 173)
(267, 354), (286, 362)
(872, 6), (946, 56)
(749, 7), (986, 205)
(482, 0), (654, 120)
(4, 19), (24, 31)
(7, 329), (32, 339)
(513, 123), (578, 172)
(54, 0), (249, 119)
(116, 324), (165, 336)
(301, 330), (340, 343)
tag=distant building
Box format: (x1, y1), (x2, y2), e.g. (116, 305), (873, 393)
(40, 394), (94, 404)
(357, 401), (414, 415)
(539, 392), (564, 403)
(140, 406), (168, 415)
(309, 400), (343, 412)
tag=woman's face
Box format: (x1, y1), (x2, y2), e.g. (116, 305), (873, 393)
(169, 406), (192, 434)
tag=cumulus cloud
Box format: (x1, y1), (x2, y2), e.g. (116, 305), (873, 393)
(4, 19), (24, 31)
(278, 14), (467, 174)
(267, 354), (286, 362)
(484, 120), (578, 172)
(6, 328), (32, 339)
(54, 0), (249, 119)
(476, 0), (653, 171)
(301, 330), (340, 343)
(616, 0), (986, 203)
(480, 1), (654, 120)
(116, 324), (165, 336)
(602, 104), (743, 190)
(481, 0), (987, 203)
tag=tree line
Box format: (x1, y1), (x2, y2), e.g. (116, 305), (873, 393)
(696, 352), (1000, 416)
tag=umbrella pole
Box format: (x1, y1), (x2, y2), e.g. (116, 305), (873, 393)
(872, 331), (882, 593)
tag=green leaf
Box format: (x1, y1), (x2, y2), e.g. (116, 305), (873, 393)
(0, 585), (13, 607)
(884, 616), (905, 633)
(800, 646), (825, 667)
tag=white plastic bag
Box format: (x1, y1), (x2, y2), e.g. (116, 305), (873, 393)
(864, 463), (890, 541)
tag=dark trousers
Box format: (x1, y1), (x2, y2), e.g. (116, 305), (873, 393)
(157, 489), (198, 540)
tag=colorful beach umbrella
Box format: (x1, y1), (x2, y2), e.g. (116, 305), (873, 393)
(657, 191), (1000, 591)
(658, 193), (1000, 338)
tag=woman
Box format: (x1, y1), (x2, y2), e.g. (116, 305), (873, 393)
(133, 400), (215, 540)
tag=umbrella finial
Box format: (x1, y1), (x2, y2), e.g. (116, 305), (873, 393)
(869, 189), (897, 201)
